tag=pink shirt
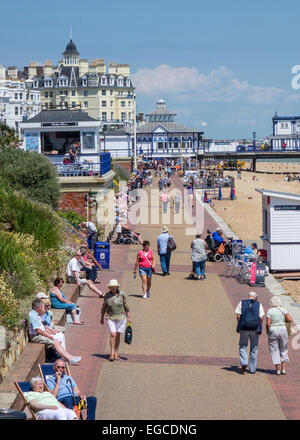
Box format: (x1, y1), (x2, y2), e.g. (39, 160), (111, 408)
(161, 193), (170, 202)
(138, 250), (154, 268)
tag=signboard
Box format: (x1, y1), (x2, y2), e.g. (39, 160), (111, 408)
(41, 122), (78, 127)
(274, 205), (300, 211)
(25, 133), (39, 152)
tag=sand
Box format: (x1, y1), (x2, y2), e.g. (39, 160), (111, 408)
(210, 162), (300, 301)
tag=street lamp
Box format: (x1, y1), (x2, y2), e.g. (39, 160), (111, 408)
(133, 93), (137, 171)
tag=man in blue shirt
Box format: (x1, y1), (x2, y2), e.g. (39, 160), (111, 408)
(212, 228), (224, 244)
(157, 226), (173, 276)
(46, 359), (97, 420)
(244, 243), (258, 255)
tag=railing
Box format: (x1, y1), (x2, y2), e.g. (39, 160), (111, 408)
(45, 152), (111, 177)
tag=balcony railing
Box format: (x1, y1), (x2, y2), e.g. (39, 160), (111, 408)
(45, 152), (111, 177)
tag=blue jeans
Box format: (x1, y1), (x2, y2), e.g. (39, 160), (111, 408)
(239, 330), (260, 373)
(162, 201), (169, 213)
(193, 260), (206, 277)
(59, 395), (97, 420)
(160, 253), (171, 274)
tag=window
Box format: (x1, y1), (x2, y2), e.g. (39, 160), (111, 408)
(110, 77), (114, 86)
(110, 90), (113, 95)
(121, 101), (125, 107)
(34, 81), (39, 88)
(173, 142), (178, 148)
(15, 106), (18, 115)
(64, 102), (68, 108)
(72, 102), (76, 108)
(84, 101), (88, 108)
(14, 93), (18, 99)
(44, 79), (52, 87)
(158, 142), (163, 149)
(128, 112), (131, 119)
(84, 90), (88, 97)
(101, 77), (107, 86)
(59, 78), (68, 87)
(102, 101), (106, 107)
(111, 112), (114, 120)
(121, 112), (126, 121)
(82, 132), (95, 149)
(44, 103), (48, 109)
(110, 101), (113, 107)
(45, 92), (49, 98)
(126, 79), (131, 87)
(102, 90), (106, 96)
(50, 103), (54, 109)
(19, 93), (23, 100)
(128, 101), (131, 107)
(72, 91), (76, 96)
(117, 78), (124, 87)
(102, 112), (107, 122)
(82, 78), (87, 86)
(30, 94), (33, 100)
(49, 91), (53, 98)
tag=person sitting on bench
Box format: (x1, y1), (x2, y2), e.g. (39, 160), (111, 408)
(66, 251), (104, 297)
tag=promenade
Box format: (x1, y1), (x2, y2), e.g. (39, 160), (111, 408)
(64, 175), (300, 420)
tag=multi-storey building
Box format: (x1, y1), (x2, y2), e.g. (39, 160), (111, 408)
(23, 39), (135, 128)
(268, 113), (300, 150)
(0, 65), (40, 134)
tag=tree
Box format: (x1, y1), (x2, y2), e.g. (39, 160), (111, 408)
(0, 123), (19, 149)
(0, 147), (60, 209)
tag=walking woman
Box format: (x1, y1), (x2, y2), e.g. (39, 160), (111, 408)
(133, 240), (155, 299)
(266, 296), (293, 375)
(191, 234), (208, 280)
(100, 280), (131, 361)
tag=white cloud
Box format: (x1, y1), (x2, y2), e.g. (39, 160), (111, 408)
(132, 65), (283, 105)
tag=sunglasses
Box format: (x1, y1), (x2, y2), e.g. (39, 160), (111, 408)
(56, 366), (65, 369)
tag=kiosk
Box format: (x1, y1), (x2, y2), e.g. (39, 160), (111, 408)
(256, 188), (300, 271)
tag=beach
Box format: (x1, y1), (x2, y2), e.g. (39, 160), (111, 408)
(211, 161), (300, 301)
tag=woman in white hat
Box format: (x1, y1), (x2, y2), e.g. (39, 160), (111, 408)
(266, 296), (293, 375)
(100, 280), (132, 361)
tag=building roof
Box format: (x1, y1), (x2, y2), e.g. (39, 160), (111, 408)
(255, 188), (300, 201)
(137, 121), (203, 134)
(63, 39), (79, 56)
(25, 109), (98, 123)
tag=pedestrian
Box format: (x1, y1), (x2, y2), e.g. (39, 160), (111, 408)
(133, 240), (155, 299)
(161, 190), (170, 214)
(191, 234), (208, 280)
(174, 191), (182, 214)
(79, 221), (98, 248)
(235, 291), (265, 374)
(266, 296), (293, 375)
(157, 226), (174, 276)
(187, 184), (194, 208)
(100, 279), (132, 361)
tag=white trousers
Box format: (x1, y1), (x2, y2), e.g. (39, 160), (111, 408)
(268, 326), (289, 365)
(38, 408), (77, 420)
(53, 332), (66, 350)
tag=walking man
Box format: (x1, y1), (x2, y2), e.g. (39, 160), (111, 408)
(235, 291), (265, 374)
(157, 226), (174, 276)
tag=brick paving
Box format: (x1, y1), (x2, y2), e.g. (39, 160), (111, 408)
(65, 174), (300, 419)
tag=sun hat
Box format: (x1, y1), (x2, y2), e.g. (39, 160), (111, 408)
(248, 291), (258, 299)
(36, 292), (49, 299)
(41, 298), (51, 306)
(107, 279), (120, 288)
(161, 226), (169, 233)
(270, 296), (281, 307)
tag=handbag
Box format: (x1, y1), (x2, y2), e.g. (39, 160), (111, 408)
(276, 307), (294, 336)
(124, 322), (133, 344)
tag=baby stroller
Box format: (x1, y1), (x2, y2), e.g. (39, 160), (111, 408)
(114, 228), (140, 245)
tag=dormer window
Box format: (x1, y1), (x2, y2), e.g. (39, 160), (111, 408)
(82, 77), (87, 87)
(110, 76), (114, 86)
(59, 76), (68, 87)
(44, 79), (53, 88)
(126, 79), (131, 87)
(101, 76), (107, 86)
(117, 76), (124, 87)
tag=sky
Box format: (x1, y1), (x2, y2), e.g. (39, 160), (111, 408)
(2, 0), (300, 139)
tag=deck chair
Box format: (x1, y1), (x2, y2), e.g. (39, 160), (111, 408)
(39, 362), (71, 387)
(14, 381), (48, 420)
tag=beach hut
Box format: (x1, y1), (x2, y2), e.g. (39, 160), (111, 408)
(256, 189), (300, 271)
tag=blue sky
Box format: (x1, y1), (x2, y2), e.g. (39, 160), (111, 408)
(2, 0), (300, 139)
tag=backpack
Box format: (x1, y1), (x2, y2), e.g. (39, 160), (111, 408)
(167, 235), (177, 252)
(241, 301), (259, 331)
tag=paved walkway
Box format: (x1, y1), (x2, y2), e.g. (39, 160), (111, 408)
(64, 176), (300, 420)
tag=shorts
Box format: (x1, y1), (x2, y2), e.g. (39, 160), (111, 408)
(30, 334), (55, 348)
(139, 267), (152, 277)
(107, 318), (127, 333)
(67, 276), (87, 285)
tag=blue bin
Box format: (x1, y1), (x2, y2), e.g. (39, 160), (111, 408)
(94, 242), (110, 269)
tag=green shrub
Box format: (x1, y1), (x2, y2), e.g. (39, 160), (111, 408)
(113, 164), (129, 181)
(0, 147), (60, 209)
(59, 210), (86, 227)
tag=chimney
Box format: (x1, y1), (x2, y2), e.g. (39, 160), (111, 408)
(79, 59), (89, 76)
(7, 66), (18, 80)
(108, 62), (118, 74)
(138, 112), (144, 122)
(0, 65), (5, 80)
(28, 61), (37, 79)
(44, 60), (53, 77)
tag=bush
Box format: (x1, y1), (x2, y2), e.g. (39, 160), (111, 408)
(59, 210), (86, 227)
(0, 147), (60, 209)
(113, 164), (129, 181)
(0, 272), (21, 328)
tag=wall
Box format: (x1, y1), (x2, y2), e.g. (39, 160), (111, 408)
(59, 192), (88, 218)
(0, 327), (28, 384)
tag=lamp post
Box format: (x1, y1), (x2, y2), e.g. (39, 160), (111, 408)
(133, 93), (137, 171)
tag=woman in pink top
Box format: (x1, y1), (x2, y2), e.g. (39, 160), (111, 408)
(133, 241), (155, 299)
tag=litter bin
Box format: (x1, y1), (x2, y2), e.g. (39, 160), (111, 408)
(94, 242), (110, 269)
(0, 408), (27, 419)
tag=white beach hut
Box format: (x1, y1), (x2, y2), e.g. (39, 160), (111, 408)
(256, 188), (300, 271)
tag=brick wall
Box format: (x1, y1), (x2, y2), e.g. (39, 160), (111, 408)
(113, 160), (132, 174)
(59, 192), (88, 218)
